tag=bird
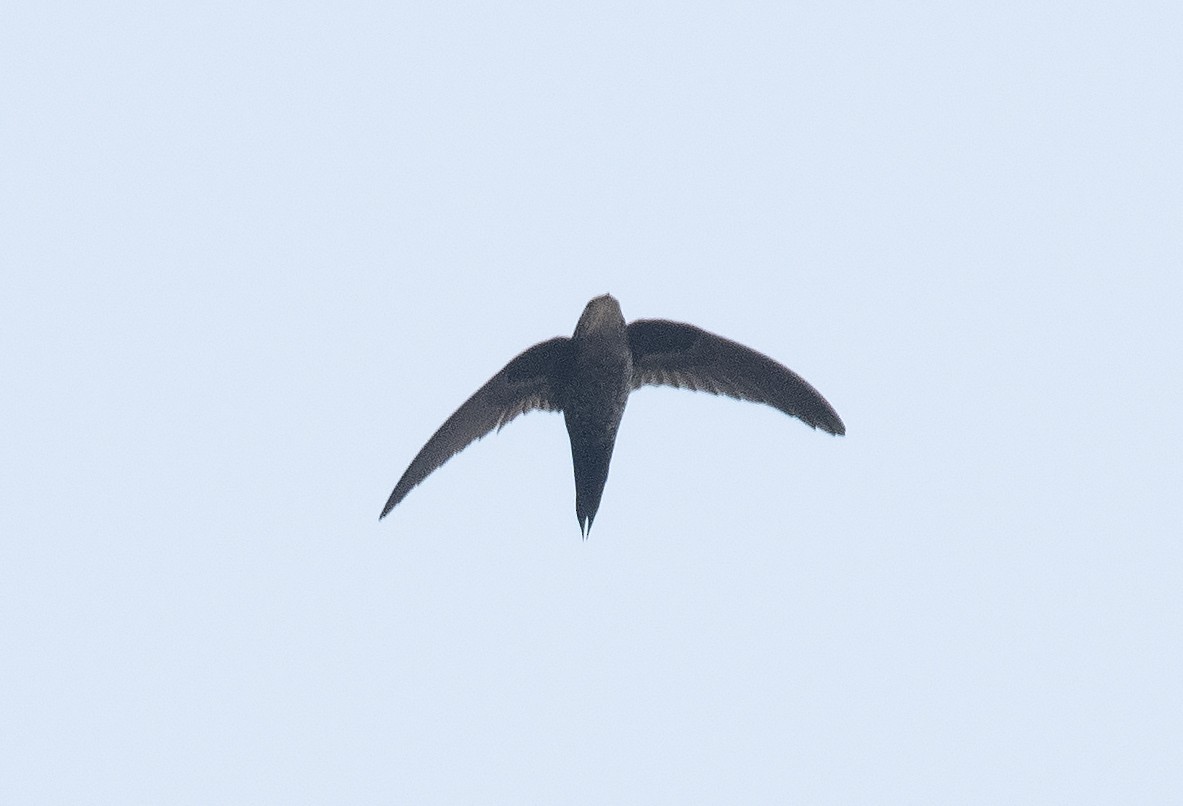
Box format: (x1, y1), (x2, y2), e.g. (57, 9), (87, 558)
(380, 294), (844, 536)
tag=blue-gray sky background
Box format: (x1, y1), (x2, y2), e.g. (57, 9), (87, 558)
(3, 1), (1180, 802)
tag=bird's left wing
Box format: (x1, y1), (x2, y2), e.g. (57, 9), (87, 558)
(380, 337), (571, 519)
(627, 319), (845, 435)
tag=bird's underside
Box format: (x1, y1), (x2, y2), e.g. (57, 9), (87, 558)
(380, 294), (844, 535)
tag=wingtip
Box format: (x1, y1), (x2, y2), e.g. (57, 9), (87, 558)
(812, 409), (845, 436)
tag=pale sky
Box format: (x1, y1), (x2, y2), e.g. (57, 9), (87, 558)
(3, 1), (1181, 803)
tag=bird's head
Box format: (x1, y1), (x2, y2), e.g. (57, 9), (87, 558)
(573, 294), (625, 339)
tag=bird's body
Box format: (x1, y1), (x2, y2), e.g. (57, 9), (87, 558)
(561, 298), (633, 532)
(380, 294), (844, 536)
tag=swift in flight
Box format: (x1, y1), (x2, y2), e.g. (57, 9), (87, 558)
(380, 294), (844, 536)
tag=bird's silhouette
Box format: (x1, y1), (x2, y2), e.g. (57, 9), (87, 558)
(380, 294), (844, 536)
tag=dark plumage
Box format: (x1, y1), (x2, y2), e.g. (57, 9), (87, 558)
(380, 294), (844, 536)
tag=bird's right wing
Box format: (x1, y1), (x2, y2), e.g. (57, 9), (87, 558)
(627, 319), (845, 435)
(380, 337), (571, 519)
